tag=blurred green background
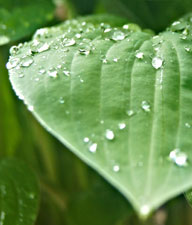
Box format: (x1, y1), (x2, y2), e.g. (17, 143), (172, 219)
(1, 0), (192, 224)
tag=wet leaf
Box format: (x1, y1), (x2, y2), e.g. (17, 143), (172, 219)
(8, 14), (192, 217)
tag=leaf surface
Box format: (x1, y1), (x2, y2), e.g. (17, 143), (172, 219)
(8, 14), (192, 216)
(0, 159), (39, 225)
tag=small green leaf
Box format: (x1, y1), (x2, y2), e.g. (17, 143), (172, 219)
(0, 0), (55, 46)
(8, 14), (192, 217)
(0, 158), (39, 225)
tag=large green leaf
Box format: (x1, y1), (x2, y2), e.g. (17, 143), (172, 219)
(0, 0), (55, 46)
(0, 159), (39, 225)
(102, 0), (192, 32)
(8, 14), (192, 217)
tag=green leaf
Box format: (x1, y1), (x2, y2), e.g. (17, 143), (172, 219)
(102, 0), (192, 32)
(0, 158), (40, 225)
(8, 14), (192, 217)
(0, 0), (55, 46)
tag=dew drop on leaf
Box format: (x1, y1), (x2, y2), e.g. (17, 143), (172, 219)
(185, 123), (191, 128)
(89, 143), (97, 153)
(48, 68), (58, 78)
(28, 105), (34, 112)
(21, 56), (34, 67)
(64, 39), (76, 47)
(136, 52), (144, 59)
(79, 48), (90, 56)
(112, 31), (125, 41)
(105, 129), (115, 140)
(0, 35), (10, 45)
(113, 165), (120, 172)
(185, 47), (191, 52)
(126, 110), (135, 117)
(140, 205), (150, 216)
(141, 101), (151, 112)
(152, 57), (163, 69)
(169, 149), (188, 167)
(0, 211), (5, 224)
(37, 42), (50, 53)
(118, 123), (126, 130)
(113, 58), (118, 62)
(59, 97), (65, 104)
(63, 70), (70, 76)
(83, 137), (89, 143)
(6, 58), (20, 69)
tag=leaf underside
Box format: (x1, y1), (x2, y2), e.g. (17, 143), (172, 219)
(8, 14), (192, 216)
(0, 159), (39, 225)
(0, 0), (54, 46)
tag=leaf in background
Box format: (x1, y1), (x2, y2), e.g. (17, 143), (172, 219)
(102, 0), (192, 32)
(8, 14), (192, 217)
(0, 159), (39, 225)
(0, 0), (55, 46)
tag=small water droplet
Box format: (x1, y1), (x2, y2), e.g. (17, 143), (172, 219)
(126, 110), (135, 117)
(152, 57), (163, 69)
(84, 137), (89, 143)
(169, 149), (188, 167)
(28, 105), (34, 112)
(21, 56), (34, 67)
(140, 205), (150, 216)
(123, 24), (129, 30)
(19, 73), (24, 78)
(104, 28), (112, 33)
(113, 58), (118, 62)
(6, 58), (20, 69)
(112, 31), (125, 41)
(64, 39), (76, 47)
(38, 42), (50, 52)
(118, 123), (126, 130)
(185, 47), (191, 52)
(29, 193), (35, 199)
(141, 101), (151, 112)
(185, 123), (191, 128)
(136, 52), (144, 59)
(63, 70), (70, 76)
(79, 48), (90, 56)
(75, 33), (81, 39)
(89, 143), (97, 153)
(48, 68), (58, 78)
(105, 129), (115, 140)
(59, 97), (65, 104)
(10, 46), (19, 55)
(113, 165), (120, 172)
(39, 68), (46, 74)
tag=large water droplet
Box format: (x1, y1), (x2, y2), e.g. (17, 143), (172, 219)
(112, 31), (125, 41)
(105, 129), (115, 140)
(64, 39), (76, 47)
(21, 56), (34, 67)
(169, 149), (188, 167)
(141, 101), (151, 112)
(152, 57), (163, 70)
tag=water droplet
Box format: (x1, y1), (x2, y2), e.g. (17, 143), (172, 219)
(63, 70), (70, 76)
(89, 143), (97, 153)
(169, 149), (188, 167)
(112, 31), (125, 41)
(185, 123), (191, 128)
(141, 101), (151, 112)
(152, 57), (163, 69)
(21, 56), (34, 67)
(123, 24), (129, 30)
(37, 42), (50, 52)
(104, 28), (112, 33)
(126, 110), (135, 117)
(100, 120), (104, 124)
(6, 58), (20, 69)
(19, 73), (24, 78)
(28, 105), (34, 112)
(0, 35), (10, 45)
(113, 58), (118, 62)
(105, 129), (115, 140)
(185, 47), (191, 52)
(34, 28), (49, 38)
(79, 48), (90, 56)
(59, 97), (65, 104)
(118, 123), (126, 130)
(84, 137), (89, 143)
(172, 21), (181, 26)
(10, 46), (19, 55)
(113, 165), (120, 172)
(29, 193), (35, 199)
(48, 68), (58, 78)
(102, 58), (108, 64)
(0, 211), (5, 225)
(64, 39), (76, 47)
(136, 52), (144, 59)
(39, 68), (46, 74)
(140, 205), (150, 216)
(80, 78), (84, 83)
(75, 33), (81, 39)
